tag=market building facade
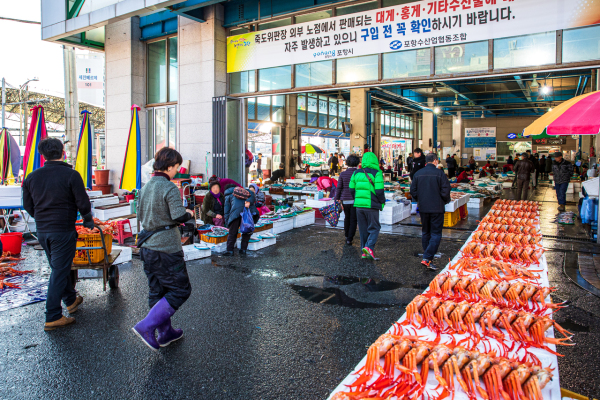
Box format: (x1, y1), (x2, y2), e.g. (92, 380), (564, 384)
(41, 0), (600, 185)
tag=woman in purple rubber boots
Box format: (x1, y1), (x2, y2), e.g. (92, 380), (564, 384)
(132, 147), (194, 351)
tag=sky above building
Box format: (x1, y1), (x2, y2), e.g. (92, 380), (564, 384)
(0, 0), (65, 97)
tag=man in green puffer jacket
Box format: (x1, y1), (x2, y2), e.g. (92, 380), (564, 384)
(350, 151), (386, 260)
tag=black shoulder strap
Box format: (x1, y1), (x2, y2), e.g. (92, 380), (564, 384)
(361, 169), (376, 188)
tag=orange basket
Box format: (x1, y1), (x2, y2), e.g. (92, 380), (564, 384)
(73, 233), (113, 264)
(201, 233), (228, 244)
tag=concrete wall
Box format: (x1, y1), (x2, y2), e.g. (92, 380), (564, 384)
(177, 6), (227, 176)
(104, 17), (146, 189)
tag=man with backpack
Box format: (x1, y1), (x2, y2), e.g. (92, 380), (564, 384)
(349, 152), (386, 260)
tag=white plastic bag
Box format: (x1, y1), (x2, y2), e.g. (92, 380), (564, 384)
(141, 159), (154, 185)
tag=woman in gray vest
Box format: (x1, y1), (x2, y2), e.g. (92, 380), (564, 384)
(132, 147), (194, 351)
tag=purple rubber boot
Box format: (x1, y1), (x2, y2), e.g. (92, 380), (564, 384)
(132, 298), (176, 351)
(157, 318), (184, 347)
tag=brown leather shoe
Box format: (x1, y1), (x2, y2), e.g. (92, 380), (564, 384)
(44, 316), (75, 331)
(67, 296), (83, 314)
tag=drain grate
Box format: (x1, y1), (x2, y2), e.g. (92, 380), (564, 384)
(543, 234), (592, 242)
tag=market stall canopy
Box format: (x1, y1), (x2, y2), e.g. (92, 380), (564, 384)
(0, 128), (20, 184)
(75, 110), (93, 189)
(23, 105), (48, 179)
(301, 144), (326, 154)
(120, 105), (142, 191)
(523, 90), (600, 137)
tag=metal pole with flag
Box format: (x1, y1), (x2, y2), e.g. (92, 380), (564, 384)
(75, 110), (93, 189)
(120, 104), (142, 191)
(23, 105), (48, 179)
(0, 128), (13, 184)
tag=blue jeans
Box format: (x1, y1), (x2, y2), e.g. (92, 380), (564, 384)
(38, 231), (78, 323)
(421, 212), (444, 261)
(555, 182), (569, 205)
(356, 208), (380, 250)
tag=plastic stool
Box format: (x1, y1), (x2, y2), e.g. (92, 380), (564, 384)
(116, 220), (133, 245)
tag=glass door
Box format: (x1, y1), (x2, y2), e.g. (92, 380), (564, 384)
(226, 98), (246, 186)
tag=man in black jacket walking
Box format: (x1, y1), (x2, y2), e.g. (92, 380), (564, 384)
(22, 138), (94, 331)
(410, 148), (426, 180)
(410, 153), (451, 270)
(446, 154), (457, 178)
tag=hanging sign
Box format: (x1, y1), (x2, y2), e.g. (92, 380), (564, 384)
(507, 133), (517, 139)
(533, 138), (566, 145)
(226, 0), (600, 73)
(465, 127), (496, 148)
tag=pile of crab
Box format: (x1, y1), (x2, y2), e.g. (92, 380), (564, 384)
(329, 200), (569, 400)
(0, 253), (30, 291)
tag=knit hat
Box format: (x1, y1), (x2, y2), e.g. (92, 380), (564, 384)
(249, 183), (260, 193)
(209, 180), (220, 191)
(208, 175), (220, 185)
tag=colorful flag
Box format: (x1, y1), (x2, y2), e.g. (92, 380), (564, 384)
(75, 110), (93, 189)
(120, 105), (142, 191)
(0, 128), (13, 184)
(23, 105), (48, 179)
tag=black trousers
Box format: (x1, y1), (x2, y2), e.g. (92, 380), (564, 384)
(420, 213), (444, 261)
(342, 203), (358, 242)
(227, 216), (251, 251)
(448, 168), (456, 179)
(516, 179), (530, 201)
(140, 248), (191, 310)
(38, 231), (78, 323)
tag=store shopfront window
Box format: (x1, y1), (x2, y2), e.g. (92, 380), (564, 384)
(337, 55), (378, 83)
(381, 111), (413, 139)
(247, 96), (287, 123)
(147, 105), (177, 159)
(297, 93), (350, 131)
(494, 32), (556, 69)
(563, 24), (600, 63)
(147, 36), (178, 105)
(230, 70), (256, 94)
(383, 48), (430, 79)
(435, 41), (488, 75)
(296, 61), (333, 87)
(258, 66), (292, 91)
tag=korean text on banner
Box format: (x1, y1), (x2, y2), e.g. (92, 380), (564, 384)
(226, 0), (600, 73)
(465, 127), (496, 148)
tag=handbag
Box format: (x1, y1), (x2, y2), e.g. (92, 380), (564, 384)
(240, 208), (255, 234)
(320, 201), (342, 227)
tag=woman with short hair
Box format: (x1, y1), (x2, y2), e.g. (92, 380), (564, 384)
(132, 147), (194, 351)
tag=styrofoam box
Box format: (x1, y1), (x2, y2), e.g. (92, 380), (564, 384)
(582, 177), (599, 196)
(305, 198), (334, 208)
(182, 244), (211, 261)
(77, 269), (103, 279)
(0, 186), (22, 197)
(0, 198), (22, 207)
(444, 200), (459, 212)
(86, 190), (103, 197)
(92, 204), (131, 220)
(502, 182), (513, 188)
(112, 245), (133, 265)
(236, 239), (262, 251)
(201, 241), (228, 253)
(255, 233), (276, 248)
(273, 217), (295, 234)
(90, 195), (119, 208)
(293, 211), (315, 228)
(401, 209), (411, 221)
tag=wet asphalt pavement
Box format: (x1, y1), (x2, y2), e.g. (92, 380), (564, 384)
(2, 195), (600, 398)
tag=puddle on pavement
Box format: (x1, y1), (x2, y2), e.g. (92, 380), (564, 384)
(287, 274), (428, 308)
(559, 319), (590, 332)
(290, 285), (390, 308)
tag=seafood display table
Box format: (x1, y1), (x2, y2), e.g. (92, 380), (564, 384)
(328, 203), (561, 400)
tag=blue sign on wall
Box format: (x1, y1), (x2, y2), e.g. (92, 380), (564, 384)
(507, 133), (517, 139)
